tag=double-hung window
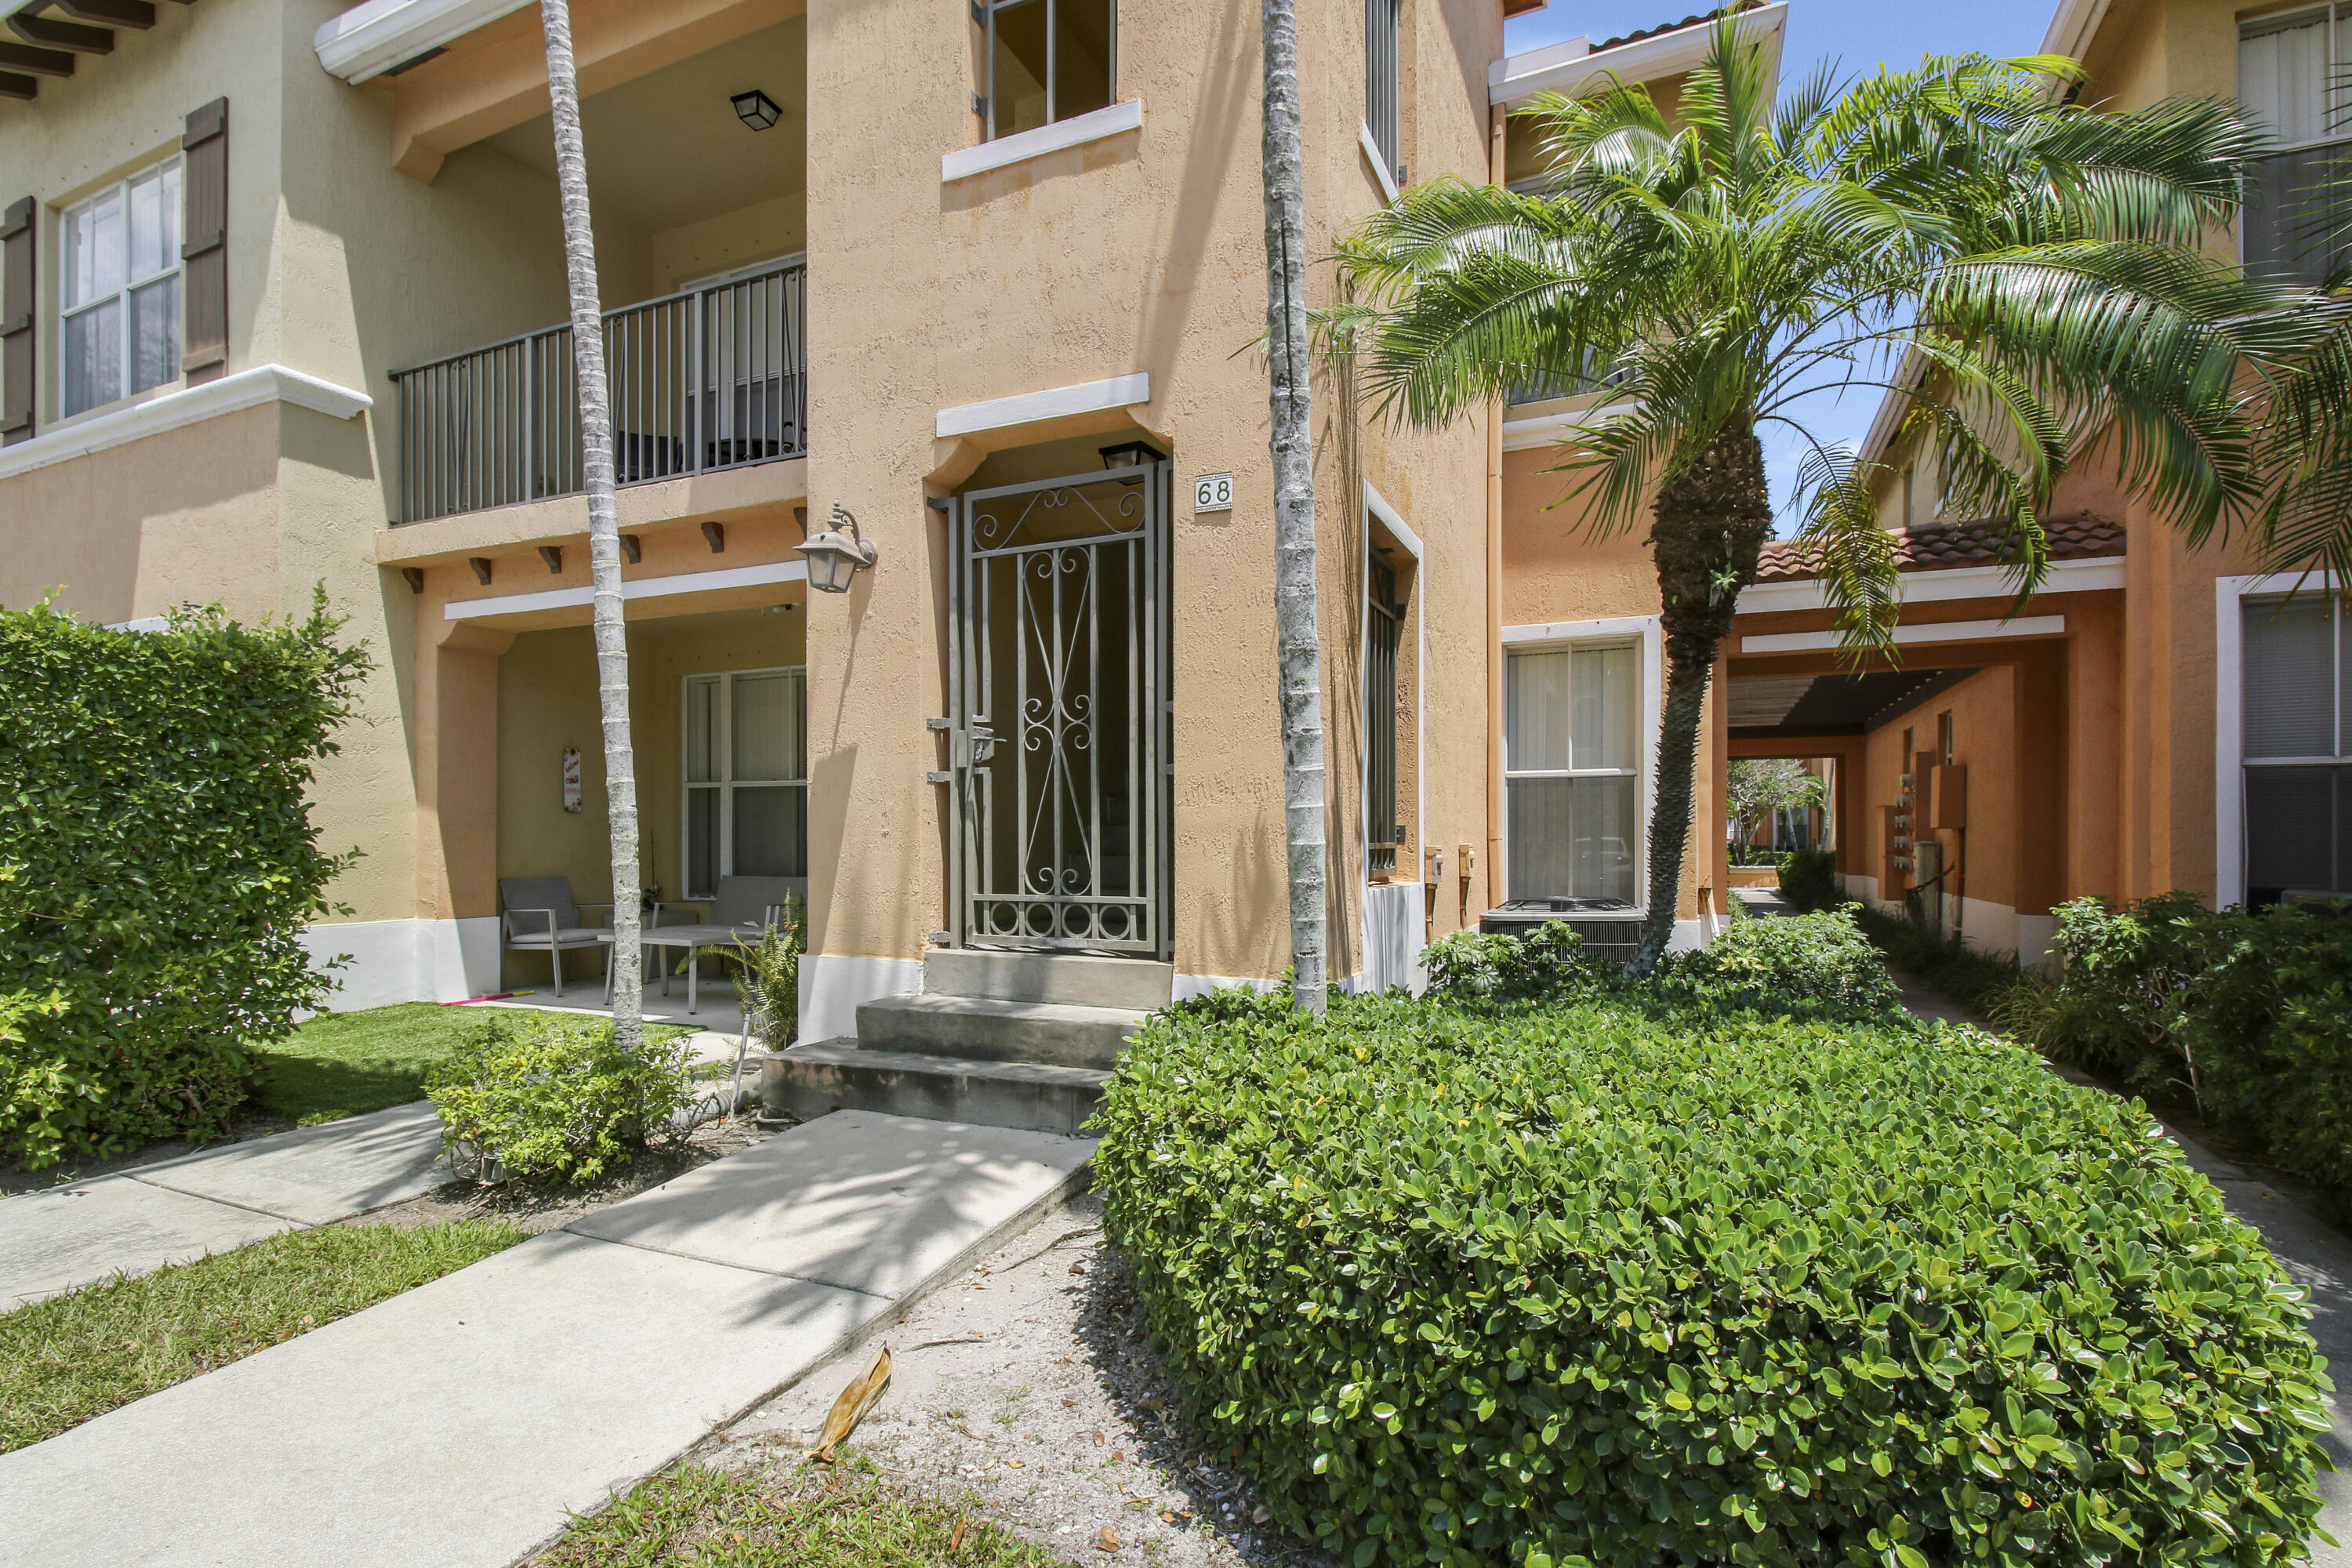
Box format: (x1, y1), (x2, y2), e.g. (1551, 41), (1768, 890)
(2240, 5), (2352, 283)
(61, 158), (182, 418)
(1505, 643), (1640, 902)
(979, 0), (1115, 141)
(683, 667), (808, 898)
(2241, 596), (2352, 899)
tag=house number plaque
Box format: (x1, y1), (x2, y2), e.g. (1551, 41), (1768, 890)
(1193, 473), (1234, 513)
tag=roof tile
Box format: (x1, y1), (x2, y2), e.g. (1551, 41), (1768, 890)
(1595, 1), (1762, 55)
(1751, 512), (2126, 583)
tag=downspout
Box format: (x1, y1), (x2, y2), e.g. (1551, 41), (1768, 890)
(1484, 103), (1507, 919)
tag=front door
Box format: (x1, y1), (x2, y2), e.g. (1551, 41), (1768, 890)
(950, 459), (1170, 956)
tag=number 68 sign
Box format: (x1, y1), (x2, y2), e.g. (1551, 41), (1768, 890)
(1192, 473), (1234, 514)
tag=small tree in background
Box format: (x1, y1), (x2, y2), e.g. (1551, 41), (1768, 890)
(1726, 758), (1827, 861)
(0, 593), (368, 1167)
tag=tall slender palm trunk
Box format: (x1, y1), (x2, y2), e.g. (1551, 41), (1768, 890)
(1261, 0), (1328, 1012)
(1632, 419), (1772, 975)
(539, 0), (642, 1047)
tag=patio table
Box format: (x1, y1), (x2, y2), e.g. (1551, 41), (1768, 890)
(599, 923), (766, 1015)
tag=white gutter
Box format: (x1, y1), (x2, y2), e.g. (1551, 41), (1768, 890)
(2037, 0), (2111, 100)
(1490, 2), (1788, 108)
(314, 0), (535, 85)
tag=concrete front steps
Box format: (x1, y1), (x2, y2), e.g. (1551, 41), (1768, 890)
(762, 950), (1170, 1134)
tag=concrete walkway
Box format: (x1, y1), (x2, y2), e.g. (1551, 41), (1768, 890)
(0, 1102), (453, 1311)
(0, 1026), (752, 1312)
(0, 1109), (1093, 1568)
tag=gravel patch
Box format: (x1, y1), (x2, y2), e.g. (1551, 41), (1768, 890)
(701, 1193), (1336, 1568)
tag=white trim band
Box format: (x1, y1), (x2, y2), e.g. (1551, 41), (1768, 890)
(1741, 614), (2066, 655)
(935, 372), (1150, 439)
(2213, 572), (2317, 909)
(1361, 481), (1421, 559)
(942, 99), (1144, 183)
(0, 365), (372, 484)
(1735, 555), (2125, 615)
(1358, 120), (1400, 204)
(1501, 401), (1635, 451)
(443, 559), (808, 621)
(314, 0), (533, 85)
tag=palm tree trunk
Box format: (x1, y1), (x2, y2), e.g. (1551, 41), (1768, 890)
(1632, 419), (1773, 975)
(539, 0), (642, 1047)
(1261, 0), (1327, 1012)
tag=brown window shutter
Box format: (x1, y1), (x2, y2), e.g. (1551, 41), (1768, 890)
(180, 96), (227, 384)
(1, 196), (32, 445)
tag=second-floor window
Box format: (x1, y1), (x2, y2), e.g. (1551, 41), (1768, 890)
(62, 158), (182, 419)
(2241, 5), (2352, 283)
(982, 0), (1115, 141)
(1367, 0), (1400, 180)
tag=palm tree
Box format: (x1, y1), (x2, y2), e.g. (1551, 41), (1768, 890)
(538, 0), (644, 1047)
(1332, 23), (2285, 971)
(1260, 0), (1328, 1011)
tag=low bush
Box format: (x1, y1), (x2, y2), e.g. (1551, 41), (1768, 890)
(1659, 906), (1897, 1021)
(1420, 922), (1589, 998)
(424, 1012), (695, 1185)
(1853, 903), (2023, 1016)
(1097, 989), (2333, 1568)
(0, 594), (368, 1168)
(2004, 895), (2352, 1213)
(1775, 848), (1841, 912)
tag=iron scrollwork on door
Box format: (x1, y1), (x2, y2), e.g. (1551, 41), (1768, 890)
(950, 461), (1169, 955)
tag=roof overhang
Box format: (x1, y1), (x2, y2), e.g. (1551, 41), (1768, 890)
(314, 0), (535, 86)
(1489, 1), (1786, 109)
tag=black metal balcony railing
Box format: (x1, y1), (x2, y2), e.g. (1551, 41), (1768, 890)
(389, 260), (805, 525)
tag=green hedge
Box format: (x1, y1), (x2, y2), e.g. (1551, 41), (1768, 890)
(0, 595), (367, 1167)
(1776, 849), (1840, 912)
(1096, 989), (2332, 1568)
(1999, 895), (2352, 1214)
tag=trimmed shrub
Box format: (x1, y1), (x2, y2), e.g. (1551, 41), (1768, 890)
(1776, 848), (1840, 912)
(1096, 991), (2333, 1568)
(0, 594), (368, 1168)
(1661, 906), (1900, 1021)
(1421, 922), (1588, 999)
(2003, 896), (2352, 1213)
(424, 1012), (695, 1185)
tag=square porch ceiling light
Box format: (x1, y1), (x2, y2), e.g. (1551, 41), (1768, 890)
(731, 89), (781, 131)
(1098, 439), (1164, 484)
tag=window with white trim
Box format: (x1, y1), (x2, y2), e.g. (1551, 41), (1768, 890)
(683, 666), (807, 898)
(1505, 642), (1640, 902)
(978, 0), (1115, 142)
(1366, 0), (1400, 180)
(2241, 595), (2352, 899)
(61, 157), (182, 418)
(2240, 5), (2352, 283)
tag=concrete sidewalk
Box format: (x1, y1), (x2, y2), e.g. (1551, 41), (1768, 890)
(0, 1028), (750, 1313)
(0, 1102), (453, 1311)
(0, 1109), (1094, 1568)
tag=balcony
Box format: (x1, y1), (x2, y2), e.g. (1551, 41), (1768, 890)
(389, 260), (805, 526)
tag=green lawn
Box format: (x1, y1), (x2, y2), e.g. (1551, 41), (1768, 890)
(538, 1465), (1076, 1568)
(0, 1220), (525, 1453)
(252, 1004), (692, 1126)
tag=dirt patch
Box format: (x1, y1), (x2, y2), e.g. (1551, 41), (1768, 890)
(697, 1194), (1335, 1568)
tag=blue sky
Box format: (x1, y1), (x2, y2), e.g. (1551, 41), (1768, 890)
(1501, 0), (2060, 527)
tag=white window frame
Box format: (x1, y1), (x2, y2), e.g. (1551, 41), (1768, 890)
(978, 0), (1118, 144)
(1498, 614), (1664, 910)
(2214, 572), (2351, 906)
(58, 155), (183, 419)
(681, 664), (808, 898)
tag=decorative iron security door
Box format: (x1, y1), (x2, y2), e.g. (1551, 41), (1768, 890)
(951, 461), (1170, 956)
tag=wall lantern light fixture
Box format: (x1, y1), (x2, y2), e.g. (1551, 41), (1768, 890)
(801, 501), (877, 593)
(1098, 438), (1163, 484)
(731, 89), (781, 131)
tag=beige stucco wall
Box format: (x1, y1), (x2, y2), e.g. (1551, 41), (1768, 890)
(797, 0), (1501, 985)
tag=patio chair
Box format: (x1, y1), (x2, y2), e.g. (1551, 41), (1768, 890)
(498, 877), (613, 998)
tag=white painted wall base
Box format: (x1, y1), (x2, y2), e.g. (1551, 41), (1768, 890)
(1845, 873), (1878, 904)
(300, 917), (499, 1010)
(1669, 917), (1710, 953)
(1363, 882), (1428, 995)
(800, 953), (923, 1044)
(2015, 914), (2058, 974)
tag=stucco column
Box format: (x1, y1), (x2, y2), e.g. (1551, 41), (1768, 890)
(415, 604), (515, 924)
(2063, 593), (2125, 902)
(2012, 644), (2068, 921)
